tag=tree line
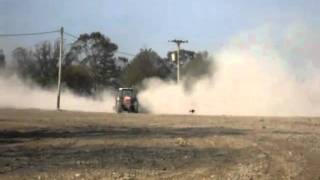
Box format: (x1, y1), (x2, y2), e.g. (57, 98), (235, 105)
(0, 32), (214, 96)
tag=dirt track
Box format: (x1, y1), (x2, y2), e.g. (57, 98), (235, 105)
(0, 109), (319, 179)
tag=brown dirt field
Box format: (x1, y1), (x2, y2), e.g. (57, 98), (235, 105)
(0, 108), (319, 180)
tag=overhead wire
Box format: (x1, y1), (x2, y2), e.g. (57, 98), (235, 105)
(116, 51), (135, 57)
(64, 31), (78, 40)
(0, 30), (59, 37)
(64, 32), (136, 57)
(0, 29), (136, 57)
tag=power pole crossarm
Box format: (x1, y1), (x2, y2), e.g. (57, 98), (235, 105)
(169, 39), (188, 84)
(57, 27), (63, 110)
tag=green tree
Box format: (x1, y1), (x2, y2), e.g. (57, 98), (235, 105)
(121, 49), (171, 86)
(63, 65), (94, 95)
(66, 32), (119, 91)
(181, 51), (215, 89)
(12, 47), (35, 78)
(12, 41), (60, 87)
(32, 41), (59, 86)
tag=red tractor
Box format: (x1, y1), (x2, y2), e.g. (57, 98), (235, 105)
(115, 88), (139, 113)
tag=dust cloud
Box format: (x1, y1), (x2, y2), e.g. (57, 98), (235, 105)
(0, 75), (115, 112)
(138, 23), (320, 116)
(1, 23), (320, 116)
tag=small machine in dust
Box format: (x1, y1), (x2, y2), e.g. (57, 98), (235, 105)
(115, 88), (139, 113)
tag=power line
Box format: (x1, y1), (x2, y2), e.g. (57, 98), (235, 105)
(0, 30), (59, 37)
(64, 34), (135, 57)
(64, 32), (135, 57)
(64, 31), (78, 40)
(0, 28), (135, 57)
(116, 51), (135, 57)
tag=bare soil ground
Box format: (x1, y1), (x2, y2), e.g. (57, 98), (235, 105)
(0, 109), (319, 180)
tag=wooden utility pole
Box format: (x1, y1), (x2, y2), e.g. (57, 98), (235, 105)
(169, 39), (188, 83)
(57, 27), (63, 110)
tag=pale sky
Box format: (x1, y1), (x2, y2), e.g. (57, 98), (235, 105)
(0, 0), (319, 58)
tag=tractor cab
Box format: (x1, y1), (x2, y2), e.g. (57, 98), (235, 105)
(115, 88), (139, 113)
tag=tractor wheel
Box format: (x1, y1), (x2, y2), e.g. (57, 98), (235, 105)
(116, 102), (122, 113)
(133, 103), (139, 113)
